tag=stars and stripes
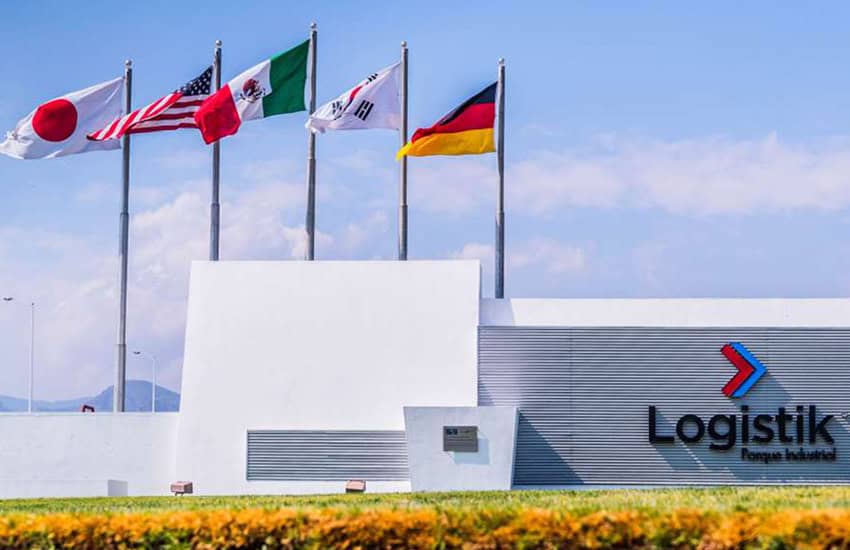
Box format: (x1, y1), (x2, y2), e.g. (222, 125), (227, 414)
(88, 67), (213, 141)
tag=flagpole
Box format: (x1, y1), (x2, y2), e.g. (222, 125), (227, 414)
(495, 58), (506, 299)
(115, 59), (132, 412)
(210, 40), (222, 261)
(304, 23), (318, 260)
(398, 41), (409, 261)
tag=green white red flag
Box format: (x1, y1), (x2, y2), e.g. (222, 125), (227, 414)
(194, 41), (309, 144)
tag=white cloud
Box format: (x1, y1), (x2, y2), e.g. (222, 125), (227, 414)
(409, 134), (850, 216)
(156, 150), (208, 171)
(338, 211), (389, 255)
(0, 170), (380, 400)
(510, 150), (625, 212)
(512, 134), (850, 215)
(451, 238), (586, 294)
(1, 139), (407, 398)
(409, 159), (496, 215)
(73, 181), (113, 204)
(510, 238), (587, 274)
(8, 131), (850, 399)
(452, 242), (494, 263)
(631, 240), (670, 292)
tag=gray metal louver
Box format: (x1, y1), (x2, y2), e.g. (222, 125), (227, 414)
(478, 326), (850, 486)
(247, 430), (408, 481)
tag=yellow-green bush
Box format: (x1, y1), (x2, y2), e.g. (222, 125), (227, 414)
(2, 507), (850, 549)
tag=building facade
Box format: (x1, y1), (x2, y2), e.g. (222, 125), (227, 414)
(1, 260), (849, 497)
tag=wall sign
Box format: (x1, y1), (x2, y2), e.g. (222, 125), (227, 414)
(443, 426), (478, 452)
(648, 342), (838, 464)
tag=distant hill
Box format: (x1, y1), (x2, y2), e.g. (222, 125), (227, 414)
(0, 380), (179, 412)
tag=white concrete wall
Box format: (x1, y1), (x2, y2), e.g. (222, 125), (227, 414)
(482, 298), (850, 327)
(0, 414), (177, 497)
(404, 406), (518, 492)
(0, 480), (127, 499)
(177, 260), (481, 495)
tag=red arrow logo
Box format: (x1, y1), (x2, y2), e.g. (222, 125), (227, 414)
(720, 343), (754, 397)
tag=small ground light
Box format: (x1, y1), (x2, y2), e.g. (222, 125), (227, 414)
(345, 479), (366, 493)
(170, 481), (193, 495)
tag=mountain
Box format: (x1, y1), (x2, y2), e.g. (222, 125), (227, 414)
(0, 380), (179, 412)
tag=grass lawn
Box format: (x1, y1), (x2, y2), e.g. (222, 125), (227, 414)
(1, 486), (849, 516)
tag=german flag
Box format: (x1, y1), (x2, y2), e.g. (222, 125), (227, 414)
(397, 83), (496, 159)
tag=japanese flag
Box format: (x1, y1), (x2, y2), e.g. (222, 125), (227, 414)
(306, 63), (401, 133)
(0, 77), (124, 160)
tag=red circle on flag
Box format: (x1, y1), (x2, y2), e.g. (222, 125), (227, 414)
(31, 99), (77, 142)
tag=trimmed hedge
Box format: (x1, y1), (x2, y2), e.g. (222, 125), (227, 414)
(1, 507), (850, 549)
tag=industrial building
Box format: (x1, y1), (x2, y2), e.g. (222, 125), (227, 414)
(1, 260), (848, 497)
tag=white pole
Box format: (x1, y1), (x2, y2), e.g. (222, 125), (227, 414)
(115, 59), (132, 412)
(304, 23), (318, 260)
(399, 41), (409, 260)
(210, 40), (222, 261)
(495, 58), (506, 299)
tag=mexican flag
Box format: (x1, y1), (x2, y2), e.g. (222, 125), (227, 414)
(194, 41), (309, 144)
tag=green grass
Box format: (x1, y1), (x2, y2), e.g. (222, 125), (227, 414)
(1, 486), (849, 516)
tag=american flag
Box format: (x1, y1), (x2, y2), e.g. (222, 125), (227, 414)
(88, 67), (212, 141)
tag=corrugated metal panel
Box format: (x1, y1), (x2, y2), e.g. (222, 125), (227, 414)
(247, 430), (408, 481)
(479, 327), (850, 486)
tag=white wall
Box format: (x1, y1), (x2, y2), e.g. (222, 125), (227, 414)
(404, 406), (518, 492)
(0, 480), (127, 499)
(177, 260), (481, 495)
(482, 298), (850, 327)
(0, 414), (177, 497)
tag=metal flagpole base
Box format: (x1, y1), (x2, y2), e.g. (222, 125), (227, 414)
(115, 343), (126, 412)
(398, 204), (408, 260)
(209, 202), (220, 261)
(495, 211), (505, 299)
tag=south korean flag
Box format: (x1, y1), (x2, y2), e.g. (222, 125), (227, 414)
(306, 62), (401, 133)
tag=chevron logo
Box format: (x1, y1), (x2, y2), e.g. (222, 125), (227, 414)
(720, 342), (767, 398)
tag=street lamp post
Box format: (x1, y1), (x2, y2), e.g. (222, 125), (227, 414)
(3, 297), (34, 413)
(132, 350), (157, 412)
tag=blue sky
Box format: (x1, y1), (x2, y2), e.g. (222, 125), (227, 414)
(2, 1), (850, 400)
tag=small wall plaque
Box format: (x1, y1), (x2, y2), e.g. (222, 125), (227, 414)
(443, 425), (478, 452)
